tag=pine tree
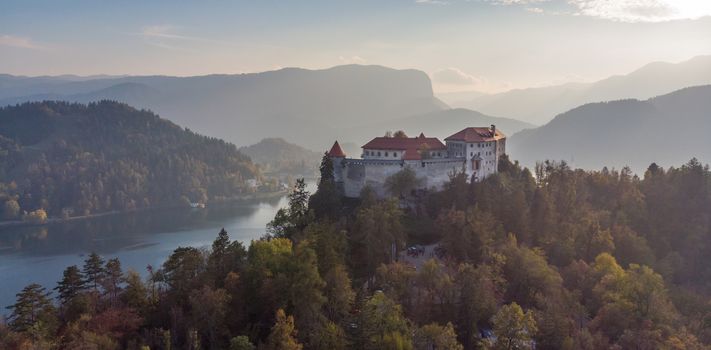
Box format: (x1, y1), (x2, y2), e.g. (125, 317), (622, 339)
(54, 265), (85, 306)
(83, 252), (106, 292)
(6, 283), (56, 333)
(102, 258), (124, 305)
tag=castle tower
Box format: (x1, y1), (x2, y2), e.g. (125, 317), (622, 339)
(327, 141), (346, 184)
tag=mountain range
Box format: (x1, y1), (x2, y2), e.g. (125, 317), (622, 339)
(508, 84), (711, 173)
(449, 55), (711, 125)
(0, 65), (534, 151)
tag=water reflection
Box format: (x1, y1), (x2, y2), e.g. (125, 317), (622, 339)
(0, 194), (287, 310)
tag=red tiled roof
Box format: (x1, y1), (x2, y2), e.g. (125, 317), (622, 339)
(327, 141), (346, 157)
(362, 134), (446, 151)
(445, 127), (506, 142)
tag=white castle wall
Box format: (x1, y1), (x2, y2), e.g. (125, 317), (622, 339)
(337, 158), (465, 198)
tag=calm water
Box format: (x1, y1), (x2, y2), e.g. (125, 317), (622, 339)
(0, 186), (307, 311)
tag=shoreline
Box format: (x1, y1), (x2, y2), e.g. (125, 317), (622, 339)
(0, 189), (289, 229)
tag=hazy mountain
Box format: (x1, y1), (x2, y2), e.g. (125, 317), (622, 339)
(454, 55), (711, 125)
(0, 101), (261, 219)
(0, 65), (446, 150)
(239, 138), (322, 177)
(508, 85), (711, 173)
(436, 90), (489, 106)
(336, 108), (534, 155)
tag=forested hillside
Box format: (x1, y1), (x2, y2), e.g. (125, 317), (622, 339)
(0, 101), (260, 221)
(239, 138), (321, 177)
(3, 155), (711, 349)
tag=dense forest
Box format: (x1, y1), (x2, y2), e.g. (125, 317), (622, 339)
(0, 101), (262, 222)
(238, 138), (321, 178)
(2, 154), (711, 349)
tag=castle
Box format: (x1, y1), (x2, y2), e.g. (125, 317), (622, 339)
(328, 125), (506, 198)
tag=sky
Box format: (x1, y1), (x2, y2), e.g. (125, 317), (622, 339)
(2, 0), (711, 94)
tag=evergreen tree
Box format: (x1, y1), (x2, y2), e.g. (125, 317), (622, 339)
(54, 265), (85, 306)
(6, 283), (57, 337)
(102, 258), (124, 305)
(82, 252), (106, 292)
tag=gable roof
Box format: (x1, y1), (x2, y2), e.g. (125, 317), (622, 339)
(362, 134), (446, 151)
(327, 141), (346, 157)
(445, 127), (506, 143)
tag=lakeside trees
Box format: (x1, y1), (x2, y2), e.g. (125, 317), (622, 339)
(0, 101), (262, 221)
(3, 155), (711, 349)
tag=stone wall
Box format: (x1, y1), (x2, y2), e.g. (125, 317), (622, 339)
(337, 158), (465, 198)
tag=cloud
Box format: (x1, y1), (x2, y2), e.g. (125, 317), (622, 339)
(339, 55), (367, 64)
(568, 0), (711, 22)
(415, 0), (450, 5)
(0, 34), (45, 50)
(526, 7), (545, 13)
(432, 67), (483, 85)
(488, 0), (549, 5)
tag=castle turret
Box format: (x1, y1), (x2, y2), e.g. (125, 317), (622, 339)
(328, 141), (346, 184)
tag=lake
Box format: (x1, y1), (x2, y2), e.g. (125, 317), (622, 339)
(0, 186), (306, 311)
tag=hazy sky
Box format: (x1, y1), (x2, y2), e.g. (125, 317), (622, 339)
(2, 0), (711, 93)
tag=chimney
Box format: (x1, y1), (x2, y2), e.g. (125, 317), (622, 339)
(490, 124), (496, 136)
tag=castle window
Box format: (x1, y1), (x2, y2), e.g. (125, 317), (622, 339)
(385, 152), (389, 157)
(378, 151), (381, 156)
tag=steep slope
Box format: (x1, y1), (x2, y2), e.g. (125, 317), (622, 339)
(0, 65), (446, 149)
(455, 55), (711, 125)
(0, 101), (261, 220)
(508, 85), (711, 173)
(239, 138), (322, 177)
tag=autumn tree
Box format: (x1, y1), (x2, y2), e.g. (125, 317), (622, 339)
(414, 322), (463, 350)
(263, 309), (303, 350)
(491, 302), (537, 350)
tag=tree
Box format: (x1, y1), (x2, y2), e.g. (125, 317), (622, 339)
(455, 263), (499, 348)
(83, 252), (106, 292)
(268, 178), (312, 238)
(352, 198), (405, 279)
(414, 322), (463, 350)
(230, 335), (255, 350)
(385, 167), (421, 198)
(3, 199), (19, 220)
(491, 302), (537, 350)
(23, 209), (47, 224)
(288, 243), (326, 343)
(360, 292), (413, 350)
(208, 228), (246, 286)
(102, 258), (124, 306)
(189, 286), (230, 350)
(311, 321), (348, 350)
(121, 269), (148, 310)
(263, 309), (303, 350)
(160, 246), (205, 302)
(6, 283), (58, 341)
(55, 265), (85, 306)
(323, 264), (355, 325)
(393, 130), (408, 138)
